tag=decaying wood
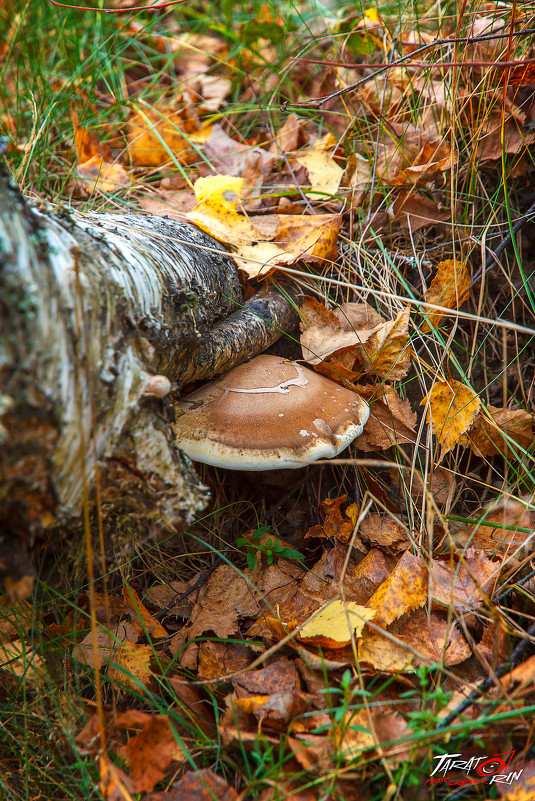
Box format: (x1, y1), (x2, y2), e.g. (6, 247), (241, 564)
(0, 170), (299, 596)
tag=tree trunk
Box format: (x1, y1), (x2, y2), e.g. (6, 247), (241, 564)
(0, 170), (298, 596)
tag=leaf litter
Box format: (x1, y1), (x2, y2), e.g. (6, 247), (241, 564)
(4, 1), (535, 799)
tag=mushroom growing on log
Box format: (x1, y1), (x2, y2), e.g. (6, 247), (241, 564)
(173, 355), (370, 469)
(0, 167), (299, 597)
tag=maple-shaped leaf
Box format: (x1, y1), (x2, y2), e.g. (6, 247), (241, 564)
(421, 378), (480, 462)
(366, 551), (427, 627)
(422, 259), (471, 331)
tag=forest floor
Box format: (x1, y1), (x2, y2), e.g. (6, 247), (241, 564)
(2, 0), (535, 799)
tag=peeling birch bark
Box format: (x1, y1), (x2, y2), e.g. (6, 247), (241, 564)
(0, 172), (298, 595)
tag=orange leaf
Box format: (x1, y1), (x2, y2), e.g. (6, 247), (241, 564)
(422, 259), (471, 331)
(421, 378), (480, 462)
(367, 551), (427, 627)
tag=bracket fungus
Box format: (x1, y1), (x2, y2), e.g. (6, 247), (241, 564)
(173, 355), (369, 470)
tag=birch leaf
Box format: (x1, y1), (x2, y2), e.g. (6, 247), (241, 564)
(421, 379), (480, 461)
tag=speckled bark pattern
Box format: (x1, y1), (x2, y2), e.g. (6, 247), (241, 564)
(0, 172), (242, 579)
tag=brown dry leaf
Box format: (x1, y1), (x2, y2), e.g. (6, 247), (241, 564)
(233, 659), (298, 697)
(465, 405), (534, 457)
(392, 190), (449, 231)
(198, 640), (255, 682)
(421, 378), (481, 462)
(127, 103), (200, 167)
(300, 297), (412, 380)
(231, 689), (311, 730)
(0, 638), (46, 682)
(184, 561), (302, 642)
(99, 755), (136, 801)
(390, 466), (455, 506)
(71, 622), (139, 669)
(125, 715), (187, 793)
(123, 585), (167, 639)
(499, 653), (535, 693)
(359, 609), (471, 671)
(476, 112), (535, 161)
(296, 600), (376, 648)
(342, 152), (371, 206)
(196, 75), (231, 112)
(139, 191), (197, 218)
(359, 514), (411, 553)
(367, 551), (427, 627)
(429, 550), (499, 612)
(334, 708), (410, 765)
(72, 111), (112, 163)
(354, 385), (418, 451)
(422, 259), (471, 331)
(76, 156), (130, 195)
(270, 113), (304, 153)
(313, 494), (359, 544)
(392, 139), (454, 186)
(358, 307), (413, 380)
(142, 579), (194, 618)
(0, 599), (33, 639)
(108, 642), (154, 693)
(456, 496), (535, 556)
(145, 769), (238, 801)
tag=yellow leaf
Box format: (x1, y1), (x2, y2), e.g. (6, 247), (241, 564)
(359, 307), (413, 380)
(421, 378), (480, 461)
(422, 259), (471, 331)
(108, 642), (153, 693)
(367, 551), (427, 627)
(127, 104), (199, 167)
(297, 599), (375, 648)
(296, 150), (343, 198)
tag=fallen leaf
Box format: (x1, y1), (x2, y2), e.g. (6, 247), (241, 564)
(270, 113), (304, 153)
(296, 147), (344, 198)
(359, 609), (471, 671)
(354, 385), (418, 451)
(342, 152), (371, 206)
(72, 110), (112, 163)
(296, 599), (376, 648)
(334, 708), (410, 765)
(312, 494), (359, 544)
(71, 622), (139, 669)
(201, 124), (275, 201)
(108, 642), (154, 693)
(476, 112), (535, 161)
(422, 259), (471, 331)
(196, 75), (231, 112)
(390, 466), (455, 506)
(392, 139), (454, 186)
(233, 659), (298, 696)
(198, 640), (255, 682)
(392, 190), (449, 231)
(358, 307), (413, 380)
(359, 514), (411, 552)
(145, 769), (238, 801)
(429, 550), (498, 612)
(0, 638), (45, 682)
(231, 689), (311, 729)
(125, 715), (187, 793)
(123, 585), (168, 639)
(185, 176), (341, 278)
(421, 378), (480, 461)
(367, 551), (427, 627)
(456, 496), (535, 557)
(127, 103), (200, 167)
(465, 405), (534, 457)
(76, 156), (130, 195)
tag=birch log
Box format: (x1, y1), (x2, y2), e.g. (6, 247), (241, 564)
(0, 170), (298, 595)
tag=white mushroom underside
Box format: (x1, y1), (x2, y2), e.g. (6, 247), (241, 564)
(173, 356), (370, 470)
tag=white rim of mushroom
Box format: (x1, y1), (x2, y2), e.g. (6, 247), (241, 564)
(173, 355), (369, 470)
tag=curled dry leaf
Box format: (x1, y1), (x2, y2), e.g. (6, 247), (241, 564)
(107, 642), (154, 693)
(300, 297), (412, 381)
(71, 622), (140, 670)
(421, 378), (480, 462)
(465, 405), (534, 457)
(367, 551), (427, 628)
(123, 585), (168, 639)
(354, 384), (418, 451)
(296, 599), (376, 648)
(422, 259), (471, 331)
(308, 494), (359, 544)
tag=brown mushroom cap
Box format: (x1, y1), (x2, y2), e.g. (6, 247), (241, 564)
(173, 355), (369, 470)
